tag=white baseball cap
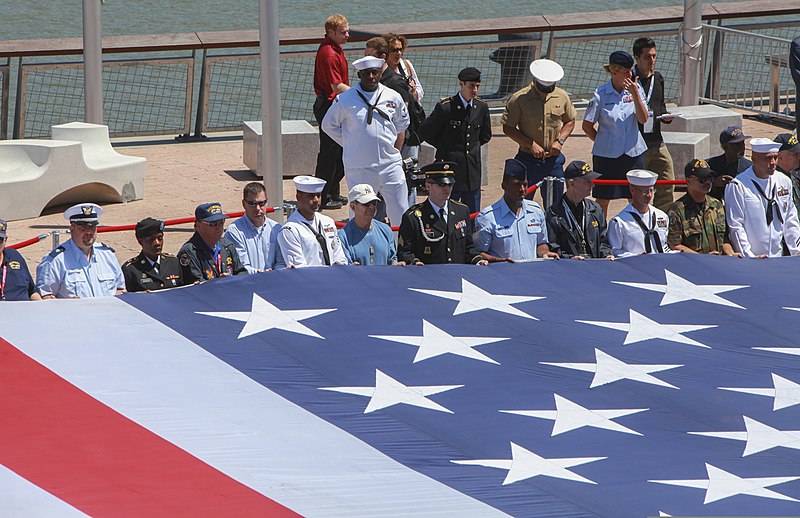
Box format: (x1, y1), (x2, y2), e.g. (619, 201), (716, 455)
(348, 183), (380, 204)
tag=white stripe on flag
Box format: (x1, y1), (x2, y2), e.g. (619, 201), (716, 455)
(0, 298), (504, 517)
(0, 464), (89, 517)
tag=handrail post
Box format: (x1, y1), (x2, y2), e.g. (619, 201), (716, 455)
(259, 0), (283, 224)
(82, 0), (104, 124)
(680, 0), (703, 106)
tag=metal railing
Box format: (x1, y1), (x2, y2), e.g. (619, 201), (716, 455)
(0, 60), (8, 139)
(197, 38), (542, 133)
(14, 55), (195, 138)
(700, 24), (797, 122)
(0, 2), (798, 139)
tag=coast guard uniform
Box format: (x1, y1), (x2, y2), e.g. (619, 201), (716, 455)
(725, 167), (800, 257)
(474, 199), (547, 261)
(36, 203), (124, 298)
(37, 240), (124, 298)
(322, 59), (410, 225)
(608, 204), (671, 257)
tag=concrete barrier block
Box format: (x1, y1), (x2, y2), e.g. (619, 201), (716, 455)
(669, 105), (742, 152)
(243, 120), (319, 178)
(662, 132), (710, 180)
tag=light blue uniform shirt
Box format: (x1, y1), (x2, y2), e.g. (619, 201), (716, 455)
(223, 216), (284, 273)
(36, 239), (124, 298)
(584, 80), (647, 158)
(338, 219), (397, 265)
(474, 198), (547, 260)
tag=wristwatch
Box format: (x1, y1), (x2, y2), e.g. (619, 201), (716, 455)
(557, 138), (566, 145)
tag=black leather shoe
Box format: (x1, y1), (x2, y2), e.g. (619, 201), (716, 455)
(321, 199), (343, 210)
(337, 195), (349, 204)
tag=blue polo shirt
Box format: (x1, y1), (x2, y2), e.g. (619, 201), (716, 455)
(584, 80), (647, 159)
(338, 219), (397, 265)
(1, 247), (36, 301)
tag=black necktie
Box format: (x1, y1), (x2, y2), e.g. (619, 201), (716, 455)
(439, 207), (446, 224)
(751, 180), (783, 226)
(629, 211), (664, 254)
(465, 103), (472, 118)
(304, 222), (331, 265)
(356, 90), (389, 125)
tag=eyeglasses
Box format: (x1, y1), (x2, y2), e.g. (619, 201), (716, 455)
(201, 220), (224, 228)
(245, 199), (268, 207)
(391, 47), (404, 53)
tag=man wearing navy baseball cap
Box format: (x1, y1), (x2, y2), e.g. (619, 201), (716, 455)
(178, 202), (246, 282)
(474, 158), (559, 262)
(545, 161), (613, 259)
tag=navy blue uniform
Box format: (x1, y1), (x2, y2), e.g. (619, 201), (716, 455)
(1, 248), (37, 301)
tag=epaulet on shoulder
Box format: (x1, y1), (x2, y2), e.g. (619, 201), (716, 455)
(474, 97), (488, 105)
(48, 246), (66, 258)
(450, 199), (468, 208)
(439, 96), (452, 104)
(98, 242), (116, 252)
(122, 257), (137, 267)
(161, 252), (177, 258)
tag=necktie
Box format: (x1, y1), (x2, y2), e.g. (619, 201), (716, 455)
(439, 207), (446, 224)
(751, 180), (783, 226)
(629, 211), (664, 254)
(465, 103), (472, 118)
(356, 90), (389, 125)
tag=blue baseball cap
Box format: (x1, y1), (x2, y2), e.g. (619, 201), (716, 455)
(195, 202), (227, 222)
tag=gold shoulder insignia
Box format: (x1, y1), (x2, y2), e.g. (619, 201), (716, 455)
(440, 97), (452, 104)
(161, 252), (177, 258)
(122, 258), (136, 267)
(450, 199), (467, 208)
(414, 209), (422, 217)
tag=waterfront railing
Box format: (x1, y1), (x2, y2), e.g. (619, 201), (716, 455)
(0, 0), (797, 140)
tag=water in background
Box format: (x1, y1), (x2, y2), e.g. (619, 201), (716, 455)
(4, 0), (744, 39)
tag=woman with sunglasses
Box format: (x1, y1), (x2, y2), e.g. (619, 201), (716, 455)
(666, 159), (739, 256)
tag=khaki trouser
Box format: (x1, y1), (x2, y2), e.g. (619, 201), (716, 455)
(645, 143), (675, 211)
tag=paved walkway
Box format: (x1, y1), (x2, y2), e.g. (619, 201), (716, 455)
(7, 112), (787, 273)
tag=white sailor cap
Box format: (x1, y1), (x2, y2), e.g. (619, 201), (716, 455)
(529, 59), (564, 86)
(64, 203), (103, 224)
(293, 175), (326, 193)
(750, 137), (781, 154)
(626, 169), (658, 187)
(353, 56), (385, 70)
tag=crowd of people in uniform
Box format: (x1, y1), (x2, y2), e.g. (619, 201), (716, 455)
(1, 13), (799, 301)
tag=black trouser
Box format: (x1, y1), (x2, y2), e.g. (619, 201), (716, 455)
(313, 95), (345, 202)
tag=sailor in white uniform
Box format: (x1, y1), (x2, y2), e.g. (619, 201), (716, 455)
(322, 55), (410, 226)
(608, 169), (674, 257)
(277, 176), (349, 267)
(725, 138), (800, 257)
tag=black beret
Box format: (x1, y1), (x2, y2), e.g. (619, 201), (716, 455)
(135, 217), (165, 238)
(457, 67), (481, 82)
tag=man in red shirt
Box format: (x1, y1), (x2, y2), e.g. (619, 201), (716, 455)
(313, 14), (351, 210)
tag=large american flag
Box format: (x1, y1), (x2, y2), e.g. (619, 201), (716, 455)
(1, 254), (799, 516)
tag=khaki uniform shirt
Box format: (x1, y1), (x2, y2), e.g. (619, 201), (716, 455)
(501, 84), (576, 153)
(667, 194), (728, 254)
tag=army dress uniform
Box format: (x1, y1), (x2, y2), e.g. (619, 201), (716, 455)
(397, 200), (482, 265)
(178, 233), (246, 283)
(418, 68), (491, 212)
(122, 252), (184, 292)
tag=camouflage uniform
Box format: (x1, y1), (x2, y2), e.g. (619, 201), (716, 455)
(667, 193), (728, 253)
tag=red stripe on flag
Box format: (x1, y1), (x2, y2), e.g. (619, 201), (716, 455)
(0, 337), (300, 517)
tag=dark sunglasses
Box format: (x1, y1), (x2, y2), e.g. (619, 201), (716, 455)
(391, 47), (404, 52)
(691, 176), (713, 183)
(245, 199), (268, 207)
(0, 237), (5, 243)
